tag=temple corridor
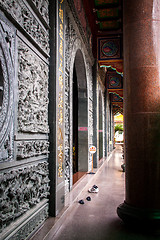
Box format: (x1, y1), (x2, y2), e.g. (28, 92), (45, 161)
(1, 1), (160, 238)
(31, 146), (159, 240)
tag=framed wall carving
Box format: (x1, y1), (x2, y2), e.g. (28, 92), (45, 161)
(17, 40), (49, 134)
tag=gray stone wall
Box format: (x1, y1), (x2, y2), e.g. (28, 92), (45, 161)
(0, 0), (50, 239)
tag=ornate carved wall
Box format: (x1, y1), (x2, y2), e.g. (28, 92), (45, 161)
(0, 0), (50, 239)
(0, 0), (49, 55)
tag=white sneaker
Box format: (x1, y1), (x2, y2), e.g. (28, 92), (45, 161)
(88, 185), (99, 193)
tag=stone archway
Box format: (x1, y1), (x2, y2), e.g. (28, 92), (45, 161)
(72, 49), (88, 184)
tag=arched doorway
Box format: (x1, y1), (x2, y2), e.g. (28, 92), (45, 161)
(72, 50), (88, 184)
(98, 90), (103, 160)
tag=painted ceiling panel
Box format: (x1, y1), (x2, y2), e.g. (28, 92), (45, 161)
(99, 20), (120, 30)
(97, 8), (120, 19)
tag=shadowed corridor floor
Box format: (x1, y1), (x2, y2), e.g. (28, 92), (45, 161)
(31, 145), (159, 240)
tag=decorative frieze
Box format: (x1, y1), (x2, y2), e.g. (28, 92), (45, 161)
(0, 0), (49, 54)
(17, 40), (49, 133)
(0, 161), (49, 233)
(17, 140), (49, 160)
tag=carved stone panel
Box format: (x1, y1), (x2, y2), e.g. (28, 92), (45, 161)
(7, 203), (48, 240)
(0, 0), (49, 54)
(0, 17), (15, 162)
(0, 161), (49, 233)
(16, 140), (49, 160)
(17, 40), (49, 133)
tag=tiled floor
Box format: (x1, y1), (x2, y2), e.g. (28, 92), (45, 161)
(30, 146), (159, 240)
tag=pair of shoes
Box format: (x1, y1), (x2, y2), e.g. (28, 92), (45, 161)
(88, 185), (99, 193)
(79, 196), (91, 204)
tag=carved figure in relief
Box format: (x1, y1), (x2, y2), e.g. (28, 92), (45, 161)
(18, 41), (49, 133)
(0, 162), (49, 232)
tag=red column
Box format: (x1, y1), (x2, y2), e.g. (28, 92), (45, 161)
(117, 0), (160, 231)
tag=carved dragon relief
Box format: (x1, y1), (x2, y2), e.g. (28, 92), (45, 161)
(0, 17), (15, 163)
(17, 40), (49, 133)
(0, 161), (50, 233)
(0, 0), (49, 55)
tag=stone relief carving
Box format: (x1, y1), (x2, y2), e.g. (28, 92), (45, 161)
(0, 18), (14, 162)
(17, 140), (49, 160)
(64, 15), (73, 191)
(9, 205), (48, 240)
(0, 161), (49, 233)
(0, 0), (49, 54)
(17, 40), (49, 133)
(30, 0), (49, 24)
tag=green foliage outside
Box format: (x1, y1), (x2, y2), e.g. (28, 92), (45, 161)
(115, 124), (123, 134)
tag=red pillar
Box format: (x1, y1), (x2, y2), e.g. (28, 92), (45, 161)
(117, 0), (160, 231)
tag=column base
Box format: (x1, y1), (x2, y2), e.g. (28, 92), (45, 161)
(117, 202), (160, 234)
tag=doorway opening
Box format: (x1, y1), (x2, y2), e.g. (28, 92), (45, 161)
(73, 65), (78, 178)
(99, 90), (103, 160)
(72, 50), (88, 185)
